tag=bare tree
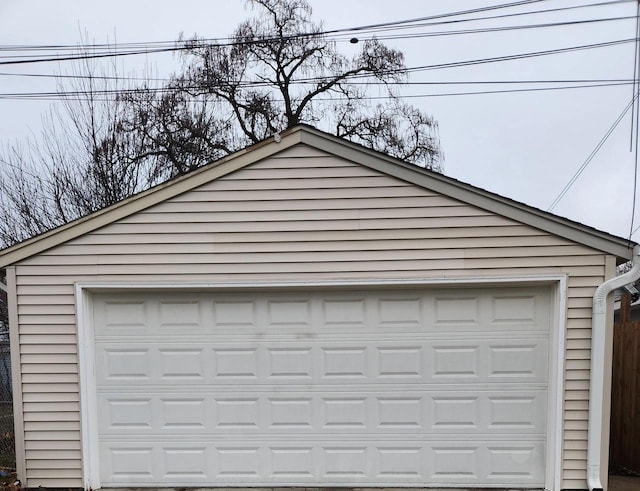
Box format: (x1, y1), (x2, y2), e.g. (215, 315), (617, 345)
(0, 0), (442, 248)
(118, 0), (442, 180)
(0, 51), (155, 246)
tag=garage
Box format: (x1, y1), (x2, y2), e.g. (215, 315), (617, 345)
(1, 126), (633, 489)
(90, 285), (551, 487)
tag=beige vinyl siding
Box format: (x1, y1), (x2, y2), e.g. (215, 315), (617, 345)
(13, 143), (609, 489)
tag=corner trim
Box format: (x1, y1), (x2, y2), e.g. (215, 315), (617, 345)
(7, 267), (26, 484)
(550, 275), (568, 491)
(76, 285), (99, 491)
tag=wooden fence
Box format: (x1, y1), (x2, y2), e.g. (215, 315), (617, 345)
(610, 293), (640, 474)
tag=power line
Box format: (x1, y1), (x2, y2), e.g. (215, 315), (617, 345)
(0, 0), (546, 61)
(0, 38), (635, 72)
(0, 158), (53, 185)
(328, 0), (548, 34)
(0, 0), (633, 66)
(0, 0), (630, 54)
(0, 1), (549, 53)
(0, 67), (633, 85)
(0, 29), (633, 104)
(548, 93), (639, 212)
(628, 0), (640, 241)
(330, 0), (636, 36)
(0, 80), (629, 103)
(0, 15), (634, 71)
(631, 13), (640, 151)
(359, 15), (638, 42)
(405, 38), (637, 74)
(2, 38), (636, 99)
(0, 46), (177, 67)
(385, 81), (632, 98)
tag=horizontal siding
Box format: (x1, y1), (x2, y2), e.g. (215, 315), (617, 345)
(198, 175), (402, 190)
(24, 248), (602, 267)
(117, 207), (495, 222)
(93, 216), (520, 233)
(24, 440), (81, 450)
(27, 450), (81, 460)
(156, 195), (467, 211)
(565, 449), (587, 460)
(27, 478), (83, 488)
(79, 225), (550, 243)
(22, 392), (79, 403)
(13, 264), (607, 285)
(14, 257), (606, 276)
(20, 327), (77, 337)
(30, 244), (598, 263)
(42, 235), (579, 255)
(12, 145), (609, 489)
(170, 185), (438, 201)
(20, 342), (78, 354)
(565, 439), (588, 450)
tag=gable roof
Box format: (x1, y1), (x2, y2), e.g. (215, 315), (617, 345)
(0, 124), (635, 267)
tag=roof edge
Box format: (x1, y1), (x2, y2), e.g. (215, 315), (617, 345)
(0, 128), (304, 268)
(297, 126), (635, 261)
(0, 124), (634, 267)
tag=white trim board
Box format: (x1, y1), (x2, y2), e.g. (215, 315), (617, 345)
(7, 267), (26, 485)
(75, 275), (567, 490)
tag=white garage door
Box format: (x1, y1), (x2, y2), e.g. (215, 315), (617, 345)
(92, 286), (551, 488)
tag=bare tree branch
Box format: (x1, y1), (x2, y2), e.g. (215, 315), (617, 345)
(0, 0), (442, 249)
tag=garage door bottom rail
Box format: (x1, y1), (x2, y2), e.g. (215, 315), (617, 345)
(98, 487), (545, 491)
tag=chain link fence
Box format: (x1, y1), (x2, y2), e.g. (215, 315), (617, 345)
(0, 294), (15, 469)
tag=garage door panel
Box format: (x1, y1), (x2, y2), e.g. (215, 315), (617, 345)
(93, 287), (551, 487)
(94, 288), (551, 337)
(97, 389), (546, 436)
(99, 439), (545, 486)
(95, 338), (549, 385)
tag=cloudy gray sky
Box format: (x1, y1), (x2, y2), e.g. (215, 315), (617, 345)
(0, 0), (636, 239)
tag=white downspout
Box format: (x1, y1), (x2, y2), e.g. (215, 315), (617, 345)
(588, 245), (640, 491)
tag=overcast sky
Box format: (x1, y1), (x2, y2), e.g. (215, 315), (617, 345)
(0, 0), (637, 240)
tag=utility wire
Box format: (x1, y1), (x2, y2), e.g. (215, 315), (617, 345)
(328, 0), (548, 34)
(405, 38), (636, 75)
(0, 1), (548, 52)
(329, 15), (639, 43)
(0, 158), (52, 184)
(548, 94), (639, 212)
(0, 0), (633, 65)
(0, 81), (629, 102)
(0, 0), (630, 54)
(632, 15), (640, 151)
(0, 68), (633, 85)
(0, 15), (634, 68)
(0, 0), (548, 59)
(628, 0), (640, 241)
(29, 36), (626, 86)
(386, 81), (632, 98)
(329, 0), (636, 36)
(631, 103), (640, 242)
(0, 46), (177, 66)
(0, 37), (629, 91)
